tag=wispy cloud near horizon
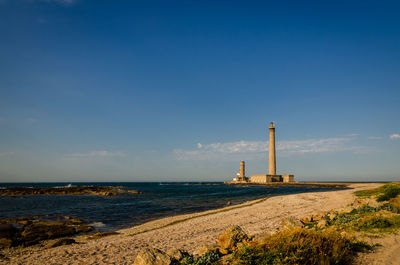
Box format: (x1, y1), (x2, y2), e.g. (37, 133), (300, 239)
(368, 136), (383, 140)
(173, 137), (369, 160)
(0, 152), (13, 156)
(390, 134), (400, 140)
(66, 150), (124, 158)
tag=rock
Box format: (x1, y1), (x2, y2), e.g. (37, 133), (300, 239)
(312, 214), (322, 222)
(193, 245), (218, 257)
(166, 249), (188, 261)
(0, 253), (8, 261)
(0, 238), (13, 248)
(65, 217), (83, 224)
(0, 224), (17, 239)
(0, 224), (17, 248)
(50, 238), (76, 248)
(86, 231), (119, 240)
(133, 247), (172, 265)
(327, 212), (337, 220)
(20, 222), (76, 246)
(75, 225), (93, 233)
(217, 225), (250, 254)
(281, 216), (303, 230)
(317, 219), (328, 228)
(0, 217), (93, 248)
(0, 186), (141, 197)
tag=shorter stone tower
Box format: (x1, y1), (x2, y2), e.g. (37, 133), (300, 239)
(239, 161), (245, 180)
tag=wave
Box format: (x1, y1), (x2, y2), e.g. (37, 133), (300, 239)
(53, 184), (75, 188)
(89, 222), (106, 228)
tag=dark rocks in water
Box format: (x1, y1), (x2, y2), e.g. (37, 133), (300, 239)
(0, 238), (13, 248)
(0, 216), (93, 248)
(75, 224), (93, 233)
(0, 224), (17, 239)
(0, 224), (17, 248)
(49, 238), (76, 248)
(0, 186), (140, 196)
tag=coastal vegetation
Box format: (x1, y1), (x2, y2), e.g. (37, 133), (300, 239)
(225, 183), (400, 265)
(354, 182), (400, 201)
(229, 228), (372, 265)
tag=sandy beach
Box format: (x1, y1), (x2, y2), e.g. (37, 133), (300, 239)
(1, 183), (387, 265)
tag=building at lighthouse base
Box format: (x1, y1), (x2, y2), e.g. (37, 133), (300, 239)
(251, 174), (294, 183)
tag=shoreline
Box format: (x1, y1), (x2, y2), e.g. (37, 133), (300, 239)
(0, 183), (346, 233)
(1, 182), (382, 265)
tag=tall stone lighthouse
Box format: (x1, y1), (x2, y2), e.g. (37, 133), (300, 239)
(249, 122), (295, 183)
(268, 122), (276, 175)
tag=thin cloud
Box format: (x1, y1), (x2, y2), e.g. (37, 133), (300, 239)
(67, 150), (124, 158)
(347, 133), (360, 137)
(173, 137), (361, 161)
(368, 136), (383, 140)
(0, 152), (13, 156)
(390, 134), (400, 140)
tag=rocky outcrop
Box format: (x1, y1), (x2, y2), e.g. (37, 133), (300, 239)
(132, 226), (251, 264)
(281, 216), (303, 230)
(166, 249), (189, 261)
(217, 225), (251, 254)
(0, 216), (93, 248)
(192, 244), (219, 257)
(133, 247), (172, 265)
(21, 222), (76, 246)
(49, 238), (76, 248)
(0, 186), (140, 196)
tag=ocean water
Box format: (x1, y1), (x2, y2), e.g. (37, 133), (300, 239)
(0, 182), (343, 231)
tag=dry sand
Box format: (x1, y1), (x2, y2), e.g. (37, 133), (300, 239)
(2, 183), (394, 265)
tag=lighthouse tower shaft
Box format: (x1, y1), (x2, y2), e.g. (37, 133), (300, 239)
(268, 122), (276, 175)
(239, 161), (245, 179)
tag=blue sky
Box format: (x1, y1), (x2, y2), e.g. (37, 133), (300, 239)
(0, 0), (399, 182)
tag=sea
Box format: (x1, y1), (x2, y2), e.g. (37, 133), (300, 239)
(0, 182), (344, 231)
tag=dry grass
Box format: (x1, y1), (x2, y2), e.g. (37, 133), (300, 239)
(389, 195), (400, 210)
(230, 228), (372, 265)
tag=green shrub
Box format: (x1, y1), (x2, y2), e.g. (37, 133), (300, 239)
(350, 205), (377, 214)
(355, 182), (400, 199)
(377, 186), (400, 202)
(231, 228), (372, 265)
(349, 204), (398, 215)
(356, 215), (400, 232)
(381, 203), (399, 213)
(180, 250), (220, 265)
(357, 216), (393, 229)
